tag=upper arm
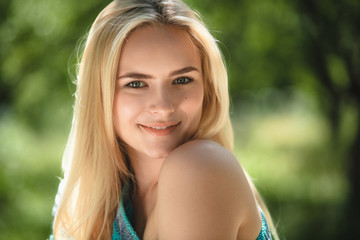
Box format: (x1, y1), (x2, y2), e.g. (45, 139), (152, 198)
(157, 140), (261, 240)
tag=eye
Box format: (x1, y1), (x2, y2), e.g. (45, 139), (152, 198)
(126, 81), (146, 88)
(173, 77), (193, 85)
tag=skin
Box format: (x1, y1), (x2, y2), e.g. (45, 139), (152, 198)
(113, 24), (262, 239)
(157, 140), (262, 240)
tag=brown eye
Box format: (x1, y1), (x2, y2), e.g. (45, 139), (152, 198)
(174, 77), (193, 85)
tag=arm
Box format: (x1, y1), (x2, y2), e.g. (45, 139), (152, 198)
(157, 140), (262, 240)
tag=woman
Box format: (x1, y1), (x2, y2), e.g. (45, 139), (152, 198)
(51, 0), (278, 239)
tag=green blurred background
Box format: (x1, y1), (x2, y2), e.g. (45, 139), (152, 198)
(0, 0), (359, 239)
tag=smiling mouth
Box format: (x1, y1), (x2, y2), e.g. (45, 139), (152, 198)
(149, 126), (174, 130)
(139, 122), (181, 136)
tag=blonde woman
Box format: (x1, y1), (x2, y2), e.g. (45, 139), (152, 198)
(51, 0), (278, 239)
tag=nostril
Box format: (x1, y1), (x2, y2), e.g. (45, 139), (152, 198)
(148, 99), (175, 114)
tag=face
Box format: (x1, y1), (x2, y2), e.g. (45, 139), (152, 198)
(113, 25), (204, 160)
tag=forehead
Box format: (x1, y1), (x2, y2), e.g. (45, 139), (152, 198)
(118, 24), (201, 74)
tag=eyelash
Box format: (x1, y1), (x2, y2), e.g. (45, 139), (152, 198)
(173, 77), (193, 85)
(125, 81), (146, 88)
(125, 77), (193, 88)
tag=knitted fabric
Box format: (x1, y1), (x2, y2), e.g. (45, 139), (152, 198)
(257, 209), (272, 240)
(112, 184), (139, 240)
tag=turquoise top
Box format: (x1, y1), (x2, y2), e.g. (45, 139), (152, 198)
(111, 184), (272, 240)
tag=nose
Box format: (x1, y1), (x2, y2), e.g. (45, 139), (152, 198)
(147, 86), (175, 115)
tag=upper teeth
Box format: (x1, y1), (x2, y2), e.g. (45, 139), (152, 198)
(151, 126), (169, 130)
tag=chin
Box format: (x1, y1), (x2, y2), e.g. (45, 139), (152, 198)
(143, 143), (180, 159)
(145, 148), (172, 159)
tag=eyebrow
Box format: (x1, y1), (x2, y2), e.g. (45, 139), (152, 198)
(117, 66), (199, 80)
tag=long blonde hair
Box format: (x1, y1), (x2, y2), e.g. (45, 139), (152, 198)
(53, 0), (278, 239)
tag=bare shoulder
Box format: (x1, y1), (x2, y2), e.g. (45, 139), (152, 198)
(157, 140), (262, 240)
(162, 139), (240, 175)
(160, 139), (251, 193)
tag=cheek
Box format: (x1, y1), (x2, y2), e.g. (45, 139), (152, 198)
(182, 87), (204, 120)
(113, 93), (141, 132)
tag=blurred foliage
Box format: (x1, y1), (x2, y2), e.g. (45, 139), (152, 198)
(0, 0), (359, 239)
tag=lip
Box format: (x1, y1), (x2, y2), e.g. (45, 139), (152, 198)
(139, 122), (181, 136)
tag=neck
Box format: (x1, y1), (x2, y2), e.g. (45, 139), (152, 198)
(126, 148), (164, 237)
(127, 148), (165, 195)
